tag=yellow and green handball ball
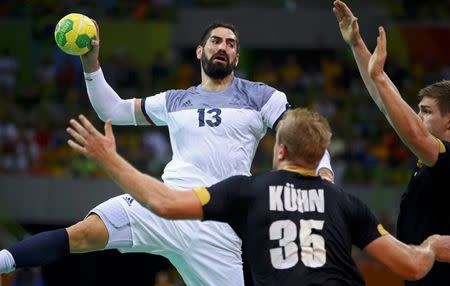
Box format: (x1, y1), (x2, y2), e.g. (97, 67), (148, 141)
(54, 13), (97, 56)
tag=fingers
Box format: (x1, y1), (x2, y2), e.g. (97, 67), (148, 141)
(91, 18), (100, 45)
(66, 115), (109, 159)
(78, 114), (102, 136)
(66, 126), (87, 146)
(374, 26), (387, 57)
(351, 17), (359, 29)
(67, 139), (87, 155)
(333, 0), (348, 16)
(67, 115), (102, 146)
(91, 19), (100, 40)
(333, 1), (344, 21)
(69, 117), (90, 138)
(379, 26), (386, 52)
(333, 0), (356, 23)
(104, 119), (114, 139)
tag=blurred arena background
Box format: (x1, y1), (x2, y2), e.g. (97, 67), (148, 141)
(0, 0), (449, 285)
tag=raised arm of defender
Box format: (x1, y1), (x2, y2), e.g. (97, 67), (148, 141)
(79, 19), (149, 126)
(333, 0), (400, 118)
(334, 0), (442, 166)
(367, 27), (441, 166)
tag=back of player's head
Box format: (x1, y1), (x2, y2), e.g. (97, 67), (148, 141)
(418, 80), (450, 115)
(276, 108), (332, 167)
(199, 21), (240, 50)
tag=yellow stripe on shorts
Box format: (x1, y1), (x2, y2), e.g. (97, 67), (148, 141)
(193, 187), (211, 206)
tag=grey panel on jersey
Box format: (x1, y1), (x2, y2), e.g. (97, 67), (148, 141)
(165, 77), (276, 113)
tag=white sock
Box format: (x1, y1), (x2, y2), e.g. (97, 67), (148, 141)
(0, 249), (15, 273)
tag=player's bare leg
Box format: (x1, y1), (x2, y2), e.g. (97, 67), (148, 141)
(67, 214), (109, 253)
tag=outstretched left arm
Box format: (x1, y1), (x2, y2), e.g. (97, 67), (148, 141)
(66, 115), (203, 219)
(368, 27), (441, 166)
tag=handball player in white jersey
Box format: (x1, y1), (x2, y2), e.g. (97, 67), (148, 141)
(0, 21), (333, 285)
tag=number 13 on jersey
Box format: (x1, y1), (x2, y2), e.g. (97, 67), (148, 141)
(198, 108), (222, 127)
(270, 219), (326, 269)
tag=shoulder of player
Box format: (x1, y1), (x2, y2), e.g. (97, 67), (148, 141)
(425, 139), (450, 168)
(234, 77), (285, 111)
(156, 87), (198, 111)
(304, 178), (347, 202)
(164, 86), (197, 98)
(336, 190), (367, 211)
(218, 174), (252, 187)
(440, 139), (450, 154)
(234, 77), (278, 94)
(224, 172), (273, 189)
(142, 88), (194, 102)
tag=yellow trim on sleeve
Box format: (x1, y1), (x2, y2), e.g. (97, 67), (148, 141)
(436, 138), (446, 153)
(417, 138), (446, 167)
(193, 187), (211, 206)
(377, 224), (389, 236)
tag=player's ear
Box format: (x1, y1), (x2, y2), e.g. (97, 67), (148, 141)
(235, 53), (239, 67)
(196, 45), (202, 60)
(279, 144), (287, 161)
(446, 113), (450, 130)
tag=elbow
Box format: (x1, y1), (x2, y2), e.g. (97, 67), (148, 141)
(399, 260), (431, 281)
(143, 200), (174, 219)
(142, 200), (166, 218)
(155, 205), (173, 219)
(405, 266), (428, 281)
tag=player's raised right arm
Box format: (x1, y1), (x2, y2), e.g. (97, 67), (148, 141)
(333, 0), (399, 119)
(79, 20), (150, 126)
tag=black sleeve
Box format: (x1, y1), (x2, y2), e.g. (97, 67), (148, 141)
(434, 140), (450, 172)
(344, 193), (383, 249)
(202, 175), (251, 223)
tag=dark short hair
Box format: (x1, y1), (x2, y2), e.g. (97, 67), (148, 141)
(418, 80), (450, 115)
(199, 21), (239, 50)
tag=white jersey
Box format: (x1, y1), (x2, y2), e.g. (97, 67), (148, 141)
(142, 77), (288, 189)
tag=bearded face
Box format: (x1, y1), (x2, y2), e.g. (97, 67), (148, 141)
(201, 50), (237, 79)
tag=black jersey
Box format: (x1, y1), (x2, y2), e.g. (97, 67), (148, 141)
(397, 140), (450, 286)
(202, 169), (384, 286)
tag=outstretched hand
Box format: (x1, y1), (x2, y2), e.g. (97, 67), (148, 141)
(333, 0), (360, 46)
(368, 27), (387, 80)
(80, 19), (100, 72)
(67, 115), (116, 164)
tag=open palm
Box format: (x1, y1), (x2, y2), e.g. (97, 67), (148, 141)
(368, 27), (387, 80)
(333, 0), (360, 45)
(67, 115), (117, 163)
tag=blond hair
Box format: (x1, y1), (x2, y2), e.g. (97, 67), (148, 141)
(276, 108), (332, 167)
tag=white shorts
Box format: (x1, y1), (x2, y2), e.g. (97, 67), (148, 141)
(89, 194), (243, 286)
